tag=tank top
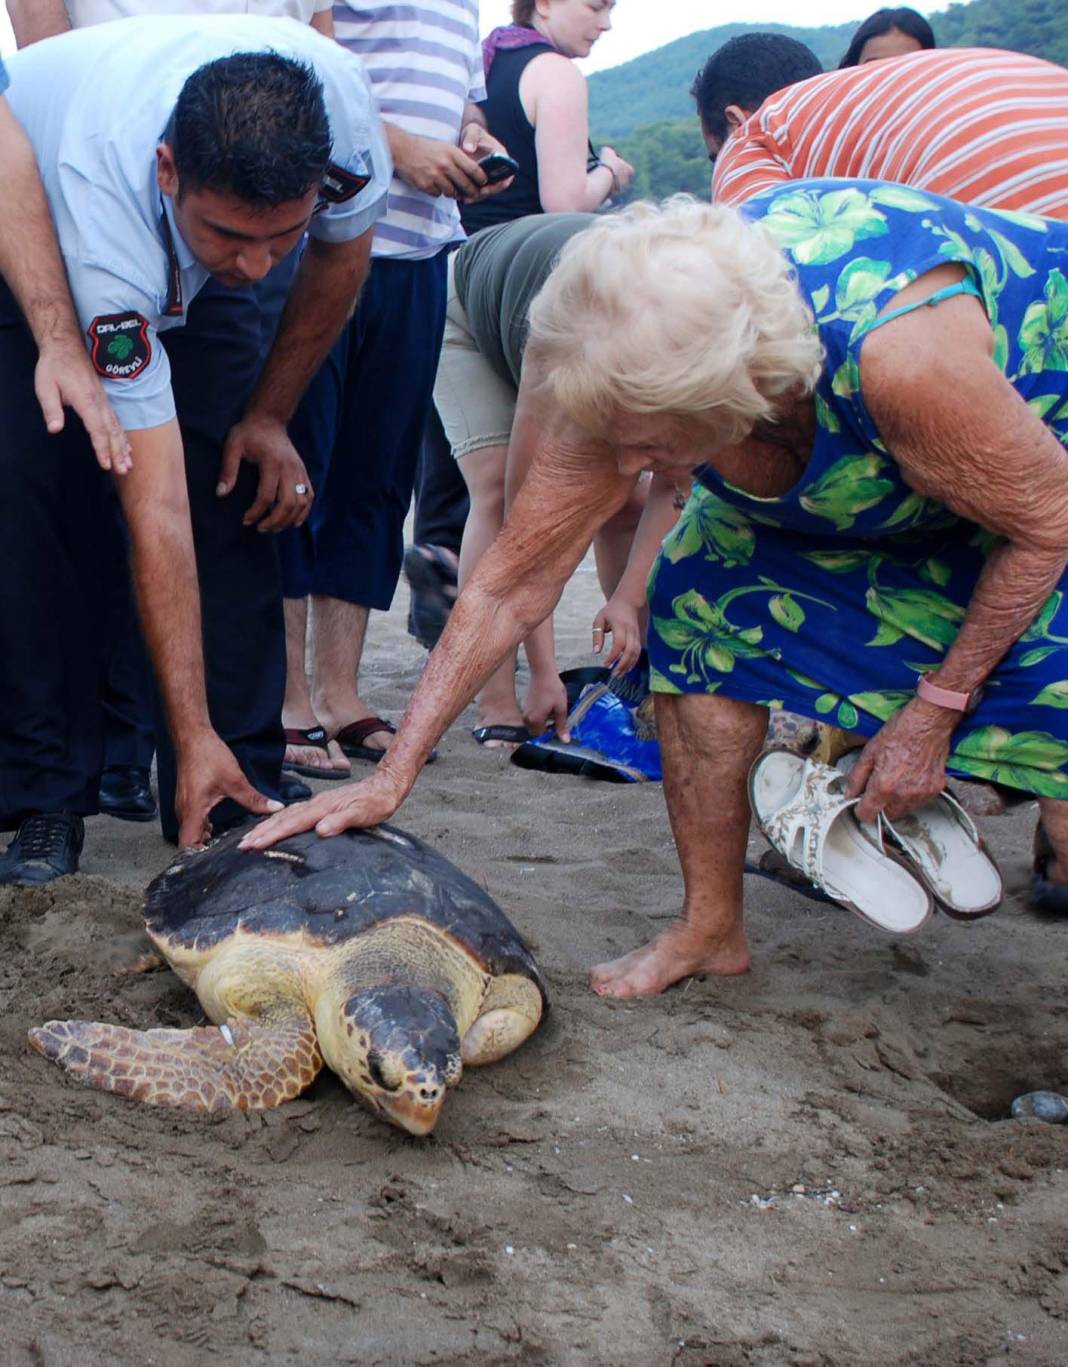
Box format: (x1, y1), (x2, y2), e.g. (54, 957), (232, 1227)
(461, 43), (556, 234)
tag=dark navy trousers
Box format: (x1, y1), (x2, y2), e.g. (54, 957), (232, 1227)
(0, 286), (116, 828)
(0, 266), (292, 839)
(279, 253), (448, 608)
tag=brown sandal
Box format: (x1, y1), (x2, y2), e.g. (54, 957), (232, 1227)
(282, 726), (350, 781)
(336, 717), (438, 765)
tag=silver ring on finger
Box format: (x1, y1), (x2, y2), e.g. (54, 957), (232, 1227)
(294, 482), (309, 496)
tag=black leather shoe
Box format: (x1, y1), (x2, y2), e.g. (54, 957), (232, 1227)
(98, 765), (157, 822)
(279, 776), (313, 805)
(0, 813), (85, 886)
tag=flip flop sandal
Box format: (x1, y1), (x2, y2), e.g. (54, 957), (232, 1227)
(749, 750), (932, 935)
(403, 544), (458, 649)
(1029, 821), (1068, 915)
(834, 753), (1002, 920)
(743, 849), (837, 906)
(336, 717), (438, 766)
(472, 725), (531, 748)
(282, 726), (351, 781)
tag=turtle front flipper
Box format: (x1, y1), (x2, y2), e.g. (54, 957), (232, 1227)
(462, 974), (545, 1067)
(28, 1016), (322, 1112)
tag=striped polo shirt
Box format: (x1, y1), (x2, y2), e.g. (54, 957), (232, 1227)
(333, 1), (486, 259)
(713, 47), (1068, 220)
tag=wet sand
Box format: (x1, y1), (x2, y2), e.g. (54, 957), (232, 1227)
(2, 561), (1067, 1365)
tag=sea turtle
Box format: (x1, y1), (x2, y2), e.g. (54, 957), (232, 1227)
(29, 824), (548, 1136)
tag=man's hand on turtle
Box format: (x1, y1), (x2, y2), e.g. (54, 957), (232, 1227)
(239, 767), (409, 850)
(35, 337), (132, 474)
(176, 731), (283, 848)
(217, 412), (314, 533)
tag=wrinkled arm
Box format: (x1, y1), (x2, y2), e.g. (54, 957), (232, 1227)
(7, 0), (70, 45)
(0, 97), (128, 471)
(848, 284), (1068, 820)
(117, 421), (281, 843)
(239, 380), (636, 848)
(863, 297), (1068, 697)
(387, 387), (634, 778)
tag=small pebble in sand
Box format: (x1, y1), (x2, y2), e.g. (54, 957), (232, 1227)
(1010, 1091), (1068, 1124)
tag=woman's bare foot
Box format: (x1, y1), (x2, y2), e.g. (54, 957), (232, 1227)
(590, 918), (751, 999)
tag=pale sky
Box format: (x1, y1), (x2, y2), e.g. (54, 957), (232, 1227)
(2, 2), (955, 68)
(479, 1), (954, 75)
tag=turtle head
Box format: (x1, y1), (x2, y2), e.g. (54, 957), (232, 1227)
(324, 985), (463, 1136)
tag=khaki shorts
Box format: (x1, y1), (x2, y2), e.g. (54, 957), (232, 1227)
(433, 253), (516, 460)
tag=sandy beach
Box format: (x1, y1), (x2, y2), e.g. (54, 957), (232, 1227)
(2, 558), (1067, 1366)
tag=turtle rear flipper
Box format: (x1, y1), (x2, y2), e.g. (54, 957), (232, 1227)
(28, 1016), (322, 1112)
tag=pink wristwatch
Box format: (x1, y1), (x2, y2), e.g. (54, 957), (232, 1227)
(916, 675), (978, 713)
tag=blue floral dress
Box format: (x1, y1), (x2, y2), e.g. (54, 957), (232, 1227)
(647, 180), (1068, 797)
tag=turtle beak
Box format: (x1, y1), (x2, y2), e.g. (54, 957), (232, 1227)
(380, 1088), (446, 1137)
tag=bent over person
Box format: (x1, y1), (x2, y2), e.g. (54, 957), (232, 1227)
(0, 17), (390, 884)
(705, 44), (1068, 219)
(245, 188), (1068, 991)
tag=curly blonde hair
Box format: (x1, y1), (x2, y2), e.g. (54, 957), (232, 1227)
(526, 196), (824, 446)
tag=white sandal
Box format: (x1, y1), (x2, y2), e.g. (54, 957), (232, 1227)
(831, 754), (1002, 919)
(748, 750), (933, 935)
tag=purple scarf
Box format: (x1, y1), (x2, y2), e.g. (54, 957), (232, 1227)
(482, 24), (556, 81)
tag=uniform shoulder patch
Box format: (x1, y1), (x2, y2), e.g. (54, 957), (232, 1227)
(320, 161), (371, 204)
(87, 313), (151, 380)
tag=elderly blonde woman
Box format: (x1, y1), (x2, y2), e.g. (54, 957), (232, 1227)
(244, 186), (1068, 997)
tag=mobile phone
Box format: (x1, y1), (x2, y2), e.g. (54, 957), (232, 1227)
(477, 152), (519, 185)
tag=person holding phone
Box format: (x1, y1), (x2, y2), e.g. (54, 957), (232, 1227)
(275, 1), (517, 782)
(463, 0), (633, 233)
(425, 1), (637, 749)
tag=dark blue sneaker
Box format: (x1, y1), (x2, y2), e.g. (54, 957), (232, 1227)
(0, 813), (85, 887)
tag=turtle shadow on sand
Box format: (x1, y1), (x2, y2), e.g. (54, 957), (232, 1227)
(29, 825), (548, 1136)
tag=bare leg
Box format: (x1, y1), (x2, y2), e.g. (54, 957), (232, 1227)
(1037, 797), (1068, 882)
(309, 596), (392, 755)
(281, 596), (349, 773)
(593, 477), (648, 599)
(458, 444), (526, 742)
(591, 691), (767, 998)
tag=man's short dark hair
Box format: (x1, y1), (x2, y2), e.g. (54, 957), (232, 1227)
(165, 52), (332, 207)
(691, 34), (823, 143)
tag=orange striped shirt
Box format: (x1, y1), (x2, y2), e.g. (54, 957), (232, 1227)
(713, 48), (1068, 219)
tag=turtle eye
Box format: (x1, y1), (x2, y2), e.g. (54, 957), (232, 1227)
(367, 1048), (403, 1093)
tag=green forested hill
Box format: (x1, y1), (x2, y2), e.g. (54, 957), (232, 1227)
(590, 0), (1066, 205)
(587, 23), (853, 141)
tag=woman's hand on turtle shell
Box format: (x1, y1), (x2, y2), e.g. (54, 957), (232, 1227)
(238, 766), (410, 850)
(845, 698), (958, 824)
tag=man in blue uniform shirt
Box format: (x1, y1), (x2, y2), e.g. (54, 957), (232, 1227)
(0, 55), (128, 473)
(0, 17), (391, 883)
